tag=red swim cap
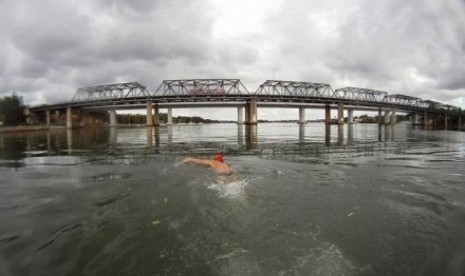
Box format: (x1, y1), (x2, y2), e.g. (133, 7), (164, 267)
(214, 154), (224, 163)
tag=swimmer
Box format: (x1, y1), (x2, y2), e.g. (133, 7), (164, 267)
(183, 152), (237, 183)
(183, 152), (231, 174)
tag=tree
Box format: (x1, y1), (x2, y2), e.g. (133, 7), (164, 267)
(0, 93), (25, 126)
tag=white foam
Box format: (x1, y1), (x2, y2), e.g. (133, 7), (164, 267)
(207, 178), (249, 198)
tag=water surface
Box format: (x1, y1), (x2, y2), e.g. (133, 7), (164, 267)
(1, 123), (464, 275)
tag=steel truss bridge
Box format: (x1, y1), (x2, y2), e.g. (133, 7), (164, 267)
(30, 79), (462, 116)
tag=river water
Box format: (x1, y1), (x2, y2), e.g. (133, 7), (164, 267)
(1, 123), (464, 276)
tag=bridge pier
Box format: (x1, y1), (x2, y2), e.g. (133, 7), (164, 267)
(384, 110), (391, 125)
(424, 111), (428, 129)
(66, 107), (72, 128)
(337, 103), (344, 124)
(237, 106), (244, 124)
(325, 104), (331, 124)
(245, 99), (257, 125)
(167, 108), (173, 125)
(390, 109), (396, 125)
(298, 107), (306, 124)
(146, 102), (153, 126)
(444, 114), (448, 130)
(153, 105), (160, 126)
(378, 108), (383, 125)
(109, 110), (117, 126)
(46, 109), (51, 127)
(347, 109), (354, 124)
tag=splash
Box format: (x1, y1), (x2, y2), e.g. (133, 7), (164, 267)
(207, 178), (249, 198)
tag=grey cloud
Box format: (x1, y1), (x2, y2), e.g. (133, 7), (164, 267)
(0, 0), (464, 112)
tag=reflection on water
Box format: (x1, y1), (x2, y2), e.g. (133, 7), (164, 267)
(1, 123), (465, 276)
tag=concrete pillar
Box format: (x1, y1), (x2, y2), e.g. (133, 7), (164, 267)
(46, 109), (51, 127)
(325, 123), (331, 146)
(378, 108), (383, 125)
(347, 109), (354, 124)
(337, 102), (344, 124)
(325, 104), (331, 124)
(66, 129), (72, 150)
(390, 109), (396, 125)
(146, 127), (153, 150)
(237, 106), (244, 124)
(444, 114), (448, 130)
(424, 111), (428, 129)
(348, 123), (354, 144)
(146, 102), (153, 126)
(337, 124), (344, 145)
(109, 126), (117, 144)
(167, 108), (173, 125)
(66, 106), (72, 128)
(384, 110), (391, 125)
(298, 107), (306, 124)
(412, 112), (417, 125)
(245, 124), (258, 149)
(246, 99), (257, 125)
(109, 110), (117, 126)
(299, 124), (305, 143)
(237, 125), (244, 148)
(153, 105), (160, 126)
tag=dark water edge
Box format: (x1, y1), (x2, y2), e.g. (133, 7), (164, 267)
(1, 123), (465, 276)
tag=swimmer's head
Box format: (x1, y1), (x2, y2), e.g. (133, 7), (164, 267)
(214, 152), (224, 163)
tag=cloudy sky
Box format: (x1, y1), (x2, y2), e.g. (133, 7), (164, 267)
(1, 0), (464, 120)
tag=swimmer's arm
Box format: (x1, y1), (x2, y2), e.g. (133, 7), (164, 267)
(183, 157), (213, 168)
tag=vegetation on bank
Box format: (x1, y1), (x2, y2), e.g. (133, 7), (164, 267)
(0, 93), (25, 126)
(116, 113), (230, 124)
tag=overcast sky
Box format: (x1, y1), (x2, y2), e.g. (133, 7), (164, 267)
(1, 0), (464, 120)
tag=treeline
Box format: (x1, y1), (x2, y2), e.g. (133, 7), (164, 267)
(0, 93), (25, 126)
(116, 113), (222, 124)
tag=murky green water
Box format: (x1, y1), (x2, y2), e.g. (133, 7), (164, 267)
(1, 123), (465, 275)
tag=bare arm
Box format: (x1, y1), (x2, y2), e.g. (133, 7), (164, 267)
(183, 157), (213, 168)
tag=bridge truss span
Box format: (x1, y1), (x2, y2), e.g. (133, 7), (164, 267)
(154, 79), (250, 96)
(333, 87), (388, 102)
(256, 80), (334, 98)
(383, 94), (424, 108)
(72, 82), (150, 102)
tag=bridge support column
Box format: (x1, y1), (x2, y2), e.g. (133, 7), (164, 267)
(245, 99), (257, 125)
(337, 103), (344, 124)
(390, 109), (396, 125)
(66, 107), (72, 128)
(167, 108), (173, 125)
(424, 111), (428, 129)
(347, 109), (354, 124)
(384, 110), (391, 125)
(325, 104), (331, 124)
(153, 105), (160, 126)
(109, 110), (117, 126)
(412, 112), (418, 125)
(298, 107), (306, 124)
(146, 102), (153, 126)
(444, 114), (448, 130)
(237, 106), (244, 124)
(378, 108), (383, 125)
(46, 109), (51, 127)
